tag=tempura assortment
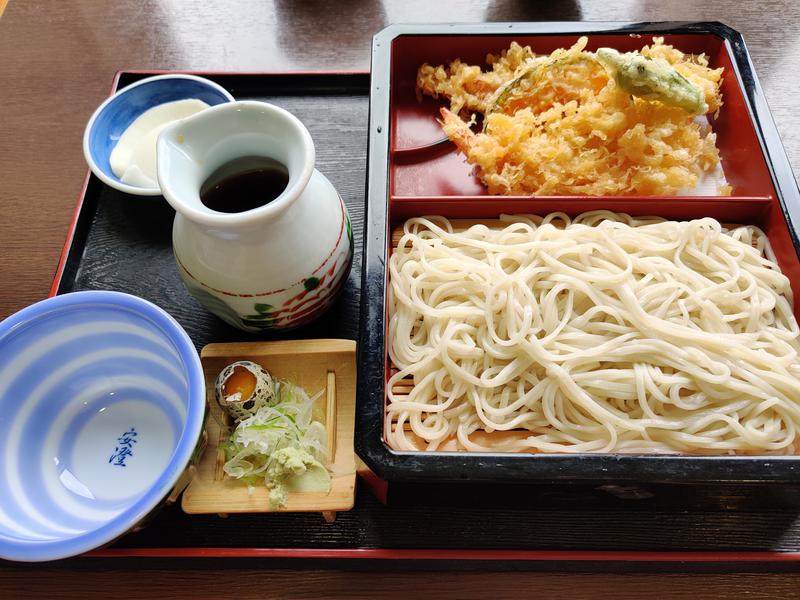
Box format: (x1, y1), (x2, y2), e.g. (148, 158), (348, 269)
(416, 37), (729, 196)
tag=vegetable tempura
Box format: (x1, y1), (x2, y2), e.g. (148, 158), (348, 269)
(417, 37), (728, 196)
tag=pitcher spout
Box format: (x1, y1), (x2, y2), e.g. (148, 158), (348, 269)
(156, 100), (315, 228)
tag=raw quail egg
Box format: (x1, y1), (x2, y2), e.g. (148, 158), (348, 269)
(215, 360), (275, 421)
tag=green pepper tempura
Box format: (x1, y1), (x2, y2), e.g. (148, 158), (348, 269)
(594, 47), (708, 115)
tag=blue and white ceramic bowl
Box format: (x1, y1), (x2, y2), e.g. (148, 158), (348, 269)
(83, 74), (235, 196)
(0, 291), (205, 561)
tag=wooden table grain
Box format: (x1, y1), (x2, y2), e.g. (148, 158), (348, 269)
(2, 0), (800, 596)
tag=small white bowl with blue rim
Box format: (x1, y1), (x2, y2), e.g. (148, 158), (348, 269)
(83, 74), (235, 196)
(0, 291), (205, 561)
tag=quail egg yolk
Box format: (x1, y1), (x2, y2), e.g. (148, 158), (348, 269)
(222, 366), (257, 401)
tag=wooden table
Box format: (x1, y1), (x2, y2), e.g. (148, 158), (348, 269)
(2, 0), (800, 597)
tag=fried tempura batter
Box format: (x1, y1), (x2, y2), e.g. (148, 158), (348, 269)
(417, 37), (728, 196)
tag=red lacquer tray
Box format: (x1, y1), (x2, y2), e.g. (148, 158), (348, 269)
(43, 23), (800, 569)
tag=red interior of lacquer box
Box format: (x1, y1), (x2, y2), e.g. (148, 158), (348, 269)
(383, 33), (800, 403)
(389, 33), (776, 199)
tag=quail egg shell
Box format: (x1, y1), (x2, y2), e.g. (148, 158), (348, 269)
(215, 360), (276, 421)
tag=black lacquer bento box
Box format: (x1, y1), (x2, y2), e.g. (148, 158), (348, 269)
(356, 21), (800, 484)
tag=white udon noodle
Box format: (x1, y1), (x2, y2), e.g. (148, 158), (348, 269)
(386, 211), (800, 454)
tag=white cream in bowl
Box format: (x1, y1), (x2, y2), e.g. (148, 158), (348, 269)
(109, 99), (209, 188)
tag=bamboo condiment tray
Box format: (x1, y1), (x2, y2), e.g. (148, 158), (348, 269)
(182, 339), (357, 521)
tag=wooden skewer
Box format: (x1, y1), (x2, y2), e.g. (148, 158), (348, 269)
(326, 370), (337, 459)
(213, 411), (231, 482)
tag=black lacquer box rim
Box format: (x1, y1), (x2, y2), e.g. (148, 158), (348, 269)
(356, 20), (800, 483)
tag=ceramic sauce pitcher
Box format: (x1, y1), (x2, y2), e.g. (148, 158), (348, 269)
(156, 101), (353, 331)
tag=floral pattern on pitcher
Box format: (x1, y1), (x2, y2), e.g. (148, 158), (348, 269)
(179, 208), (353, 332)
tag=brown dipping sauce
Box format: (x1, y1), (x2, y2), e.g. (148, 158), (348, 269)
(200, 156), (289, 213)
